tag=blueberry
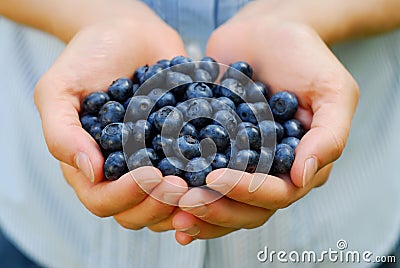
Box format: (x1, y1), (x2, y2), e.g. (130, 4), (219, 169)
(176, 102), (189, 114)
(165, 72), (193, 95)
(211, 97), (236, 112)
(237, 122), (256, 131)
(281, 137), (300, 150)
(236, 103), (257, 124)
(199, 124), (230, 153)
(157, 157), (184, 177)
(152, 134), (174, 158)
(227, 61), (253, 79)
(127, 119), (153, 145)
(132, 84), (140, 95)
(176, 135), (201, 160)
(255, 147), (274, 174)
(275, 122), (285, 142)
(229, 149), (260, 173)
(88, 122), (103, 144)
(283, 119), (305, 139)
(100, 122), (125, 151)
(273, 144), (295, 174)
(148, 88), (176, 109)
(199, 137), (217, 157)
(170, 55), (195, 74)
(123, 97), (132, 110)
(80, 114), (99, 132)
(156, 59), (171, 69)
(198, 56), (219, 81)
(141, 64), (165, 85)
(82, 92), (110, 114)
(269, 91), (298, 121)
(125, 96), (155, 122)
(147, 112), (156, 126)
(246, 81), (269, 103)
(258, 120), (277, 146)
(225, 140), (238, 161)
(209, 153), (229, 169)
(220, 78), (246, 105)
(185, 99), (213, 129)
(235, 125), (262, 151)
(179, 123), (198, 138)
(153, 106), (184, 136)
(133, 65), (149, 84)
(107, 78), (133, 103)
(192, 68), (212, 83)
(127, 148), (159, 170)
(185, 82), (213, 99)
(252, 102), (269, 121)
(184, 157), (212, 187)
(98, 101), (125, 127)
(104, 151), (128, 180)
(213, 110), (238, 136)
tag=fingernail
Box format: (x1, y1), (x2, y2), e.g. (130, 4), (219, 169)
(75, 152), (94, 183)
(135, 177), (163, 192)
(181, 204), (208, 217)
(302, 156), (318, 187)
(208, 183), (228, 192)
(248, 173), (268, 193)
(163, 192), (183, 205)
(178, 225), (200, 236)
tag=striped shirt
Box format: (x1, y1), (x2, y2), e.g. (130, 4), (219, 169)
(0, 1), (399, 267)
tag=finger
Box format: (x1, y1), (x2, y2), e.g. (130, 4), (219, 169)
(179, 187), (273, 229)
(290, 76), (359, 188)
(175, 231), (195, 246)
(61, 164), (163, 217)
(173, 211), (236, 242)
(147, 208), (182, 233)
(206, 168), (307, 210)
(35, 80), (104, 183)
(114, 176), (188, 230)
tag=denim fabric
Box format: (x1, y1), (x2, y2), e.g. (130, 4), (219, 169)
(0, 229), (40, 268)
(141, 0), (250, 58)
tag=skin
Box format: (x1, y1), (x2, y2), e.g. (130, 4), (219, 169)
(1, 0), (400, 245)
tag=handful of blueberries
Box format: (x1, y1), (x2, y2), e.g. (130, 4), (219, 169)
(80, 56), (305, 187)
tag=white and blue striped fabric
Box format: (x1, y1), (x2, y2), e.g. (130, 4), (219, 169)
(0, 1), (399, 267)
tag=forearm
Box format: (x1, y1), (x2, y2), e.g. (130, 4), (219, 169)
(242, 0), (400, 44)
(0, 0), (160, 42)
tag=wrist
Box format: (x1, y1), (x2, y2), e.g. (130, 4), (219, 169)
(238, 0), (400, 45)
(50, 1), (162, 43)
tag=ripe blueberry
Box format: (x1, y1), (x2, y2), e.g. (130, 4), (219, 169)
(184, 157), (212, 187)
(98, 101), (125, 127)
(199, 124), (230, 153)
(100, 122), (125, 151)
(157, 157), (184, 177)
(104, 151), (128, 181)
(220, 78), (246, 105)
(127, 148), (159, 170)
(281, 137), (300, 150)
(107, 78), (133, 103)
(283, 119), (305, 139)
(176, 135), (201, 160)
(83, 92), (110, 114)
(198, 56), (219, 81)
(269, 91), (298, 121)
(273, 144), (295, 174)
(185, 82), (213, 99)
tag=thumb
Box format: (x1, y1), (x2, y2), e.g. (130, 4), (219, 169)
(290, 83), (359, 188)
(34, 80), (104, 183)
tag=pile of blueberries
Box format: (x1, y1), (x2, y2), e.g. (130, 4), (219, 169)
(80, 56), (305, 187)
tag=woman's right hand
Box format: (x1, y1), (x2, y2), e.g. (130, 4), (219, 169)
(34, 4), (188, 231)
